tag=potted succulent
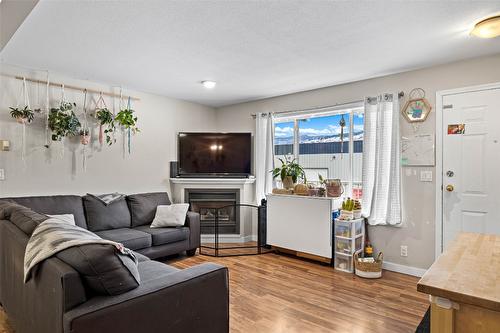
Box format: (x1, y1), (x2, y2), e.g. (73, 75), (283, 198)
(339, 198), (362, 220)
(9, 106), (34, 124)
(79, 129), (90, 145)
(271, 156), (305, 190)
(95, 108), (115, 145)
(48, 102), (81, 141)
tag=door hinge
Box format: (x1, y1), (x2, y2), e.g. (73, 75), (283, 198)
(443, 104), (453, 109)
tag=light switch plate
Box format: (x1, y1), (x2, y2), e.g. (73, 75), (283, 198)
(0, 140), (10, 151)
(420, 170), (433, 182)
(0, 169), (4, 181)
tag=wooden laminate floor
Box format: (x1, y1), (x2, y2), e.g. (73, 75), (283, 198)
(0, 251), (428, 333)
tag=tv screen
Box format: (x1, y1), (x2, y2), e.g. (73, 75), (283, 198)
(178, 132), (251, 177)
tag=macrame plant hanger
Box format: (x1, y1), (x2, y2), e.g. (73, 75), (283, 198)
(119, 88), (126, 158)
(17, 77), (31, 165)
(339, 114), (346, 159)
(44, 72), (50, 148)
(127, 96), (132, 155)
(82, 89), (89, 171)
(56, 84), (67, 158)
(95, 92), (107, 145)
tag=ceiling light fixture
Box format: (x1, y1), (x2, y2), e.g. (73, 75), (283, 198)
(201, 80), (217, 89)
(471, 15), (500, 38)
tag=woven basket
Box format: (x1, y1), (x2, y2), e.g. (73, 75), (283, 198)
(354, 252), (383, 279)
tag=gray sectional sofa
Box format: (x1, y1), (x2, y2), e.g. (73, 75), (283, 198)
(0, 192), (230, 333)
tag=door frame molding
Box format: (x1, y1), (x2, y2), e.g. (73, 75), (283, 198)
(435, 82), (500, 259)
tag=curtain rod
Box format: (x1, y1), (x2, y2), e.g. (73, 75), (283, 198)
(251, 91), (404, 118)
(0, 73), (140, 101)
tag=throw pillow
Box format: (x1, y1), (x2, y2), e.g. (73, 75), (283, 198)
(56, 243), (140, 296)
(47, 214), (76, 225)
(150, 204), (189, 228)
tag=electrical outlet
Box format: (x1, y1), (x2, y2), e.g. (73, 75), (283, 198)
(400, 245), (408, 257)
(0, 169), (4, 181)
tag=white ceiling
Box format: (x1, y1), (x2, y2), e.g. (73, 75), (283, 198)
(2, 1), (500, 107)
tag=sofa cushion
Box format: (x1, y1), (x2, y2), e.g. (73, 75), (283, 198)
(83, 195), (131, 231)
(5, 195), (87, 229)
(134, 225), (190, 246)
(126, 192), (171, 227)
(56, 244), (140, 296)
(11, 209), (48, 235)
(95, 228), (152, 250)
(0, 200), (22, 219)
(137, 260), (179, 283)
(151, 204), (189, 228)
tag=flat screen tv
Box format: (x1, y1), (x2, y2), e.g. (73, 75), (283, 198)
(178, 132), (251, 177)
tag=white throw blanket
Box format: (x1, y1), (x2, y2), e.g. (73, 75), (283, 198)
(24, 218), (123, 283)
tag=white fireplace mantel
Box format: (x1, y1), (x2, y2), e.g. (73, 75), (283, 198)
(169, 177), (256, 186)
(169, 177), (257, 242)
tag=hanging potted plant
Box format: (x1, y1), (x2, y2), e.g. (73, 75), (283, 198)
(116, 99), (139, 154)
(271, 156), (305, 190)
(9, 106), (34, 124)
(95, 107), (115, 145)
(115, 107), (139, 133)
(79, 129), (90, 145)
(48, 102), (81, 141)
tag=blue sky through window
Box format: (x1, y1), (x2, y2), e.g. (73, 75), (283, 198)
(275, 113), (364, 145)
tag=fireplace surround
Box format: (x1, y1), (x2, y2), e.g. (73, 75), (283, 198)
(185, 189), (240, 235)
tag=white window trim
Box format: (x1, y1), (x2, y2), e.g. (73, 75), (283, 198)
(274, 102), (364, 197)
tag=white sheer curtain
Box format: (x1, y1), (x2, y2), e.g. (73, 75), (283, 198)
(361, 93), (402, 226)
(255, 112), (275, 203)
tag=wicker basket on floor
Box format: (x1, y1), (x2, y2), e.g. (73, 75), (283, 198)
(354, 252), (383, 279)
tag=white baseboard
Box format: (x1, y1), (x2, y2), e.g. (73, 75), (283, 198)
(201, 234), (255, 243)
(382, 261), (427, 277)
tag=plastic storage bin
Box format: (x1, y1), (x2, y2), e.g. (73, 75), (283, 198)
(333, 218), (365, 273)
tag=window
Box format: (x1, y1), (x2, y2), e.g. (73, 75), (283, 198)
(273, 106), (364, 199)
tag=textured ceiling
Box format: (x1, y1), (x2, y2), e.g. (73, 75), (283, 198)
(2, 1), (500, 107)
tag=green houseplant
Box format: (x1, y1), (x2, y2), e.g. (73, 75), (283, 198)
(271, 156), (305, 189)
(48, 102), (81, 141)
(115, 107), (139, 133)
(9, 106), (34, 124)
(95, 108), (115, 145)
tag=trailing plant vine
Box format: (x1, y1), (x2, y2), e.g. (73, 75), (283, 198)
(95, 108), (116, 145)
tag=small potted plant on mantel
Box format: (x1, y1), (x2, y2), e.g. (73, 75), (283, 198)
(271, 156), (305, 190)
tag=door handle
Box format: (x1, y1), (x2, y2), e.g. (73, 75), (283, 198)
(446, 185), (454, 192)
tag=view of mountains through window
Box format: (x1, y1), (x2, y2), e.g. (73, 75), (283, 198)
(274, 113), (364, 145)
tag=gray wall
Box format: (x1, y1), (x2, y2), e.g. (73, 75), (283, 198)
(0, 63), (216, 196)
(215, 54), (500, 269)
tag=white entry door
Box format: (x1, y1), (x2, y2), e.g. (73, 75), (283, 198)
(442, 87), (500, 250)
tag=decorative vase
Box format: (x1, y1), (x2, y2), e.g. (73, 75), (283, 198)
(282, 176), (295, 190)
(353, 209), (362, 219)
(326, 179), (344, 197)
(16, 117), (27, 124)
(80, 134), (90, 145)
